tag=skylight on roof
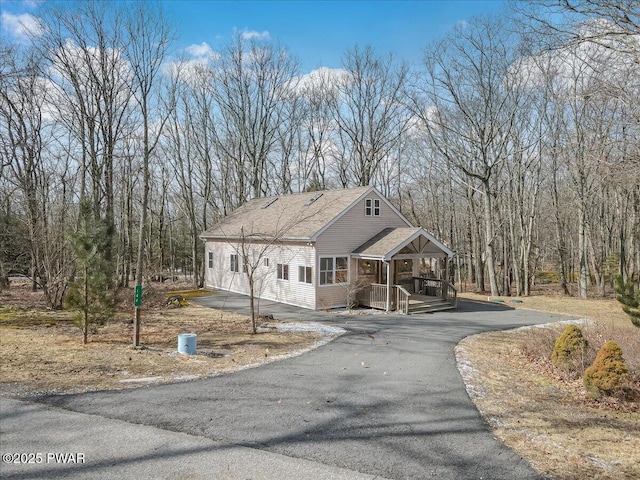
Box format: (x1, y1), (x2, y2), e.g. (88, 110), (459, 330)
(262, 198), (278, 209)
(304, 192), (323, 206)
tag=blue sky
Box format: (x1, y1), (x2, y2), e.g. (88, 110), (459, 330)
(1, 0), (507, 73)
(166, 0), (508, 71)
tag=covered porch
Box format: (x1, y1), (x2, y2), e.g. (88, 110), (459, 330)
(352, 228), (457, 314)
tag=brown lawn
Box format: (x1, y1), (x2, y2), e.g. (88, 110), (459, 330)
(457, 292), (640, 480)
(2, 283), (639, 479)
(0, 283), (323, 396)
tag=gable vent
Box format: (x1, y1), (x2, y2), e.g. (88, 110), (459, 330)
(304, 192), (323, 206)
(262, 197), (278, 209)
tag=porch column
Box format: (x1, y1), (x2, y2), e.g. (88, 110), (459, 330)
(385, 260), (391, 312)
(445, 256), (450, 282)
(412, 259), (420, 277)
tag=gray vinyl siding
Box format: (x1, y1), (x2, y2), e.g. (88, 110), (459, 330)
(315, 192), (409, 255)
(313, 191), (409, 308)
(205, 191), (413, 311)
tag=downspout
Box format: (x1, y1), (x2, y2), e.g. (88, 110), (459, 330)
(385, 260), (391, 312)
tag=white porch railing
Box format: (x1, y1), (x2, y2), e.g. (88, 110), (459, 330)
(358, 283), (388, 310)
(358, 283), (410, 313)
(413, 277), (458, 307)
(358, 278), (458, 313)
(395, 285), (410, 314)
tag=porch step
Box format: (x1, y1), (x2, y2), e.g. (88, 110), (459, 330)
(408, 300), (455, 314)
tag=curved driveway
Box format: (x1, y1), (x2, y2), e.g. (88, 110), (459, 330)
(20, 295), (564, 479)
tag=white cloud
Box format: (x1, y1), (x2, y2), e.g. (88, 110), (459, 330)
(512, 24), (639, 96)
(185, 42), (214, 58)
(161, 41), (219, 78)
(1, 11), (44, 41)
(161, 57), (210, 84)
(241, 29), (270, 41)
(48, 39), (133, 109)
(180, 41), (219, 68)
(297, 66), (348, 92)
(457, 20), (468, 29)
(22, 0), (45, 9)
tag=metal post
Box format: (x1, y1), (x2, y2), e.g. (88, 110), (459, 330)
(133, 284), (142, 347)
(134, 306), (140, 346)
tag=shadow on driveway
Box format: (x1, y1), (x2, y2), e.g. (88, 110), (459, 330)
(25, 290), (562, 479)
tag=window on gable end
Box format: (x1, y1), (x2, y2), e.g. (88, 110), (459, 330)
(365, 198), (380, 216)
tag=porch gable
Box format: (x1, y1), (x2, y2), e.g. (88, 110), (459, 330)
(351, 227), (454, 261)
(352, 227), (456, 314)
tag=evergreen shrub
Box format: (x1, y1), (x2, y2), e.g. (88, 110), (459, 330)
(583, 341), (628, 399)
(551, 324), (588, 372)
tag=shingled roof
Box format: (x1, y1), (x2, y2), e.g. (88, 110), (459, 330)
(200, 186), (374, 242)
(352, 227), (454, 259)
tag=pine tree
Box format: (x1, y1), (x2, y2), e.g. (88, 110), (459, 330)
(614, 275), (640, 328)
(64, 201), (115, 344)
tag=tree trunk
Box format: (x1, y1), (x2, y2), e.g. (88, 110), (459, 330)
(482, 181), (499, 297)
(249, 274), (257, 334)
(578, 204), (589, 298)
(508, 199), (521, 296)
(551, 162), (570, 295)
(83, 262), (89, 345)
(133, 107), (150, 347)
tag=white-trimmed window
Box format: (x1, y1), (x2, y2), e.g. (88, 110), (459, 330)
(230, 254), (239, 272)
(208, 252), (213, 268)
(365, 198), (380, 216)
(319, 256), (348, 285)
(277, 263), (289, 280)
(298, 266), (312, 284)
(264, 258), (269, 267)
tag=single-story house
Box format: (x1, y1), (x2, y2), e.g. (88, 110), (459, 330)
(200, 186), (457, 313)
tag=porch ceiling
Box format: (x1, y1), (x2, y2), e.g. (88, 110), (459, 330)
(351, 227), (453, 261)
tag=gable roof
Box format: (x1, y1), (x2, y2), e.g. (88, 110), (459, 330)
(200, 186), (378, 242)
(351, 227), (454, 259)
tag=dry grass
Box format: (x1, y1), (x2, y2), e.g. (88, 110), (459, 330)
(0, 284), (322, 397)
(461, 291), (627, 323)
(3, 283), (639, 479)
(460, 292), (640, 372)
(457, 292), (640, 480)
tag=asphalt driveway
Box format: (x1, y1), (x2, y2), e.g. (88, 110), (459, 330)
(1, 293), (567, 479)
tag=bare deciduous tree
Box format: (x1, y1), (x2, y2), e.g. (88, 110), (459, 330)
(208, 34), (301, 201)
(0, 45), (73, 306)
(37, 0), (135, 288)
(125, 1), (173, 346)
(333, 45), (410, 187)
(410, 17), (527, 296)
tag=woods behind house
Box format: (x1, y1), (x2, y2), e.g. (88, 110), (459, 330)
(1, 0), (638, 308)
